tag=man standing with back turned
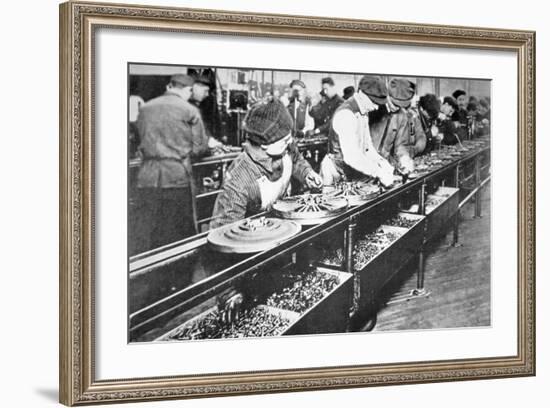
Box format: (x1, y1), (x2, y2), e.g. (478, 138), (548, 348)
(133, 74), (209, 254)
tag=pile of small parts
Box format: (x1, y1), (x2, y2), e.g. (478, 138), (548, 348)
(167, 306), (291, 340)
(321, 227), (404, 270)
(386, 214), (418, 229)
(425, 196), (446, 210)
(353, 228), (403, 269)
(320, 248), (345, 267)
(210, 144), (241, 156)
(414, 155), (442, 172)
(266, 269), (340, 313)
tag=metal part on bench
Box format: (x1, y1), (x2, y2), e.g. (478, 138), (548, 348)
(207, 217), (302, 253)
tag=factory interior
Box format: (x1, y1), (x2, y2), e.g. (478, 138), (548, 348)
(127, 64), (491, 342)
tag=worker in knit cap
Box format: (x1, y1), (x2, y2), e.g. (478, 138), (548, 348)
(210, 99), (322, 229)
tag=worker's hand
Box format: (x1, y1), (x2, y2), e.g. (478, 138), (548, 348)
(376, 157), (395, 188)
(431, 124), (439, 137)
(305, 171), (323, 190)
(399, 155), (415, 174)
(208, 136), (223, 149)
(217, 289), (244, 324)
(304, 129), (316, 138)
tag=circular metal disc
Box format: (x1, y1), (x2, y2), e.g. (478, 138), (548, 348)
(323, 181), (381, 207)
(207, 217), (301, 253)
(272, 194), (349, 225)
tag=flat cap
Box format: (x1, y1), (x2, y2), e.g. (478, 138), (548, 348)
(388, 78), (416, 108)
(194, 75), (212, 87)
(452, 89), (466, 100)
(170, 74), (195, 87)
(358, 75), (387, 105)
(289, 79), (306, 88)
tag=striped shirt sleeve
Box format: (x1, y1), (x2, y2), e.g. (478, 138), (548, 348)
(209, 177), (250, 230)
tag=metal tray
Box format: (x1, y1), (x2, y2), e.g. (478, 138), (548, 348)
(354, 213), (426, 313)
(280, 267), (353, 335)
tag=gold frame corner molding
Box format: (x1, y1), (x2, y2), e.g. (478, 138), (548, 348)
(59, 1), (536, 406)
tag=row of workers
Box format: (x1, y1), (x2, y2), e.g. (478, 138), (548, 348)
(131, 73), (490, 253)
(209, 75), (490, 228)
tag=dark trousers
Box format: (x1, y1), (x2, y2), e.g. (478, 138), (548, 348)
(130, 187), (196, 256)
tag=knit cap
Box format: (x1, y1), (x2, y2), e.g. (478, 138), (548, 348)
(244, 100), (293, 145)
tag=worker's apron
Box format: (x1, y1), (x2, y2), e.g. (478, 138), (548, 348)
(257, 153), (293, 210)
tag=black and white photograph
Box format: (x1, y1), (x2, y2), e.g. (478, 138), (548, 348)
(128, 63), (492, 342)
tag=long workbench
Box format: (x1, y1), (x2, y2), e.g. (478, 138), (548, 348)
(129, 138), (491, 341)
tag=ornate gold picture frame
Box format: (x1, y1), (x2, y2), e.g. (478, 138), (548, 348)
(59, 1), (535, 405)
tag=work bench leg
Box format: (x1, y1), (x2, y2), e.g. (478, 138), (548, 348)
(474, 155), (482, 218)
(346, 219), (368, 331)
(345, 219), (358, 314)
(416, 250), (425, 290)
(412, 182), (430, 296)
(385, 182), (431, 304)
(452, 164), (462, 246)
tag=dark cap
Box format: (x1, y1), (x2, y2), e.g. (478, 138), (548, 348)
(452, 89), (467, 100)
(388, 78), (416, 108)
(479, 97), (490, 109)
(170, 74), (195, 87)
(358, 75), (387, 105)
(194, 75), (211, 87)
(343, 86), (355, 100)
(289, 79), (306, 89)
(443, 96), (459, 111)
(243, 100), (293, 145)
(419, 93), (441, 120)
(321, 77), (335, 86)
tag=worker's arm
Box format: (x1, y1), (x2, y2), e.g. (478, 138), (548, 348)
(288, 142), (322, 189)
(288, 142), (314, 183)
(411, 115), (427, 156)
(189, 106), (210, 158)
(438, 119), (459, 145)
(303, 100), (315, 132)
(209, 178), (249, 230)
(394, 114), (426, 160)
(309, 101), (336, 136)
(394, 119), (413, 161)
(333, 109), (395, 186)
(316, 122), (330, 135)
(309, 100), (325, 121)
